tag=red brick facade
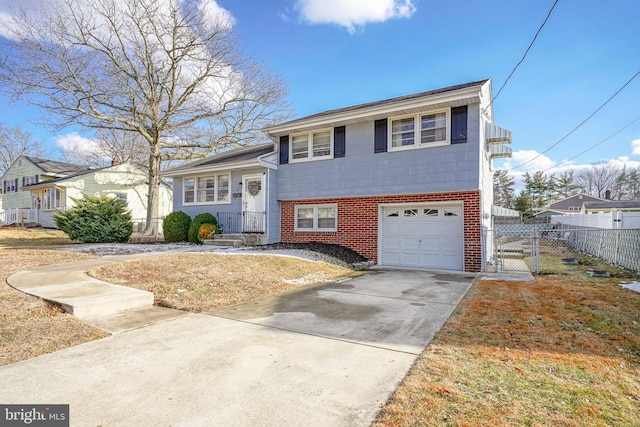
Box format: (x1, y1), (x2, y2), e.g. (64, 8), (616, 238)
(280, 190), (483, 272)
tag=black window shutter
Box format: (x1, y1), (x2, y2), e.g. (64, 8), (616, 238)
(22, 177), (25, 187)
(35, 175), (39, 184)
(374, 119), (388, 153)
(279, 135), (289, 164)
(451, 106), (468, 144)
(14, 178), (18, 191)
(334, 126), (346, 158)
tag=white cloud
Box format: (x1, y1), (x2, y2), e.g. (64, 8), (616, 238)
(500, 150), (556, 172)
(55, 132), (101, 155)
(0, 0), (234, 41)
(632, 138), (640, 156)
(294, 0), (416, 33)
(198, 0), (235, 30)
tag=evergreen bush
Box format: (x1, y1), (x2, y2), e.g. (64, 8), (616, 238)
(162, 211), (192, 242)
(188, 212), (218, 244)
(54, 195), (133, 243)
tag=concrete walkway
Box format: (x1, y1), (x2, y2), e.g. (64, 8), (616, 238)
(1, 256), (477, 426)
(7, 254), (185, 333)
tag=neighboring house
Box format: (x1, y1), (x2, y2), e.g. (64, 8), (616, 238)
(552, 194), (607, 213)
(1, 156), (91, 211)
(1, 155), (172, 228)
(533, 194), (608, 218)
(162, 143), (279, 243)
(166, 79), (512, 271)
(23, 163), (173, 228)
(582, 200), (640, 214)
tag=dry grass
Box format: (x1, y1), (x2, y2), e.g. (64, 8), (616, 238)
(91, 253), (359, 312)
(373, 272), (640, 426)
(0, 228), (109, 367)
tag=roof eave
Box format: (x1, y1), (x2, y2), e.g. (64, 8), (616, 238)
(161, 158), (266, 178)
(265, 83), (487, 137)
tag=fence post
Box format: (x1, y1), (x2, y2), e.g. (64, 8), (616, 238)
(531, 226), (540, 274)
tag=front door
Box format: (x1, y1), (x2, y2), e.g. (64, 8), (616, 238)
(242, 174), (266, 233)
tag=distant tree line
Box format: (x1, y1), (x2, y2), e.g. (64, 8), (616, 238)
(494, 162), (640, 217)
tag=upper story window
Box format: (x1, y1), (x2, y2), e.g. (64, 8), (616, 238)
(183, 174), (230, 205)
(290, 129), (333, 162)
(389, 108), (449, 151)
(3, 178), (18, 193)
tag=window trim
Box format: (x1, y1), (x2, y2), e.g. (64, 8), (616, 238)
(182, 173), (231, 206)
(388, 108), (450, 152)
(289, 128), (334, 163)
(294, 204), (338, 232)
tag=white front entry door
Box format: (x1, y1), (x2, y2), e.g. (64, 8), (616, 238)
(379, 204), (464, 270)
(242, 174), (266, 233)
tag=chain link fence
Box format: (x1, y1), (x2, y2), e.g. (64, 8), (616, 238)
(485, 224), (640, 274)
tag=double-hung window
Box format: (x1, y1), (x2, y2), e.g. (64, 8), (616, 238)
(183, 174), (230, 205)
(389, 109), (449, 151)
(290, 129), (333, 162)
(295, 204), (337, 232)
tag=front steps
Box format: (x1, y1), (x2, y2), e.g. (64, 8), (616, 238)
(203, 234), (268, 247)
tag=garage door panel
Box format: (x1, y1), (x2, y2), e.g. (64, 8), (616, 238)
(380, 204), (463, 270)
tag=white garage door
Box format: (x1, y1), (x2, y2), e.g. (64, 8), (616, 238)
(380, 204), (464, 270)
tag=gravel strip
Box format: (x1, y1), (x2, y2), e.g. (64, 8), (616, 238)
(56, 243), (366, 269)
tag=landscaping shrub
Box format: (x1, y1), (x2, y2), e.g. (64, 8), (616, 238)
(162, 211), (192, 242)
(54, 195), (133, 243)
(198, 223), (218, 240)
(188, 212), (218, 244)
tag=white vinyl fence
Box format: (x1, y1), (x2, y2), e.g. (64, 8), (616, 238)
(551, 210), (640, 229)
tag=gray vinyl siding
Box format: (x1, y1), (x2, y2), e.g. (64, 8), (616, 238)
(277, 103), (481, 200)
(266, 168), (280, 243)
(172, 167), (279, 241)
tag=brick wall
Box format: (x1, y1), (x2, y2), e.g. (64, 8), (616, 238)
(280, 190), (482, 272)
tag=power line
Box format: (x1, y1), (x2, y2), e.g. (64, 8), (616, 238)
(484, 0), (560, 115)
(542, 115), (640, 173)
(508, 69), (640, 171)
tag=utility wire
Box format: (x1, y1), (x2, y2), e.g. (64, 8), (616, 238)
(509, 69), (640, 170)
(542, 115), (640, 173)
(484, 0), (560, 116)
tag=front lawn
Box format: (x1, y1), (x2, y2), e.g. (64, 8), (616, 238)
(90, 253), (360, 312)
(0, 228), (108, 366)
(373, 264), (640, 426)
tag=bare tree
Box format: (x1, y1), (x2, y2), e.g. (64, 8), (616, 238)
(0, 122), (49, 175)
(61, 128), (150, 169)
(0, 0), (289, 232)
(575, 162), (621, 199)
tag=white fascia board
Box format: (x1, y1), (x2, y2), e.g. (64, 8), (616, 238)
(265, 86), (484, 137)
(161, 159), (263, 178)
(258, 151), (279, 170)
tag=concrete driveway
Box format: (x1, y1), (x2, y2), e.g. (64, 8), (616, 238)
(0, 268), (475, 426)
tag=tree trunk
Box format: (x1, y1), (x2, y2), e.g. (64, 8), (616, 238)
(144, 142), (161, 236)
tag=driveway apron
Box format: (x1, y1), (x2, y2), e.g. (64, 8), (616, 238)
(0, 268), (475, 427)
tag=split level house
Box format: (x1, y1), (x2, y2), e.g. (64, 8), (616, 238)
(0, 156), (172, 229)
(164, 79), (513, 272)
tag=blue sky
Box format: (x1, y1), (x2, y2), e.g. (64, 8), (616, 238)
(1, 0), (639, 183)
